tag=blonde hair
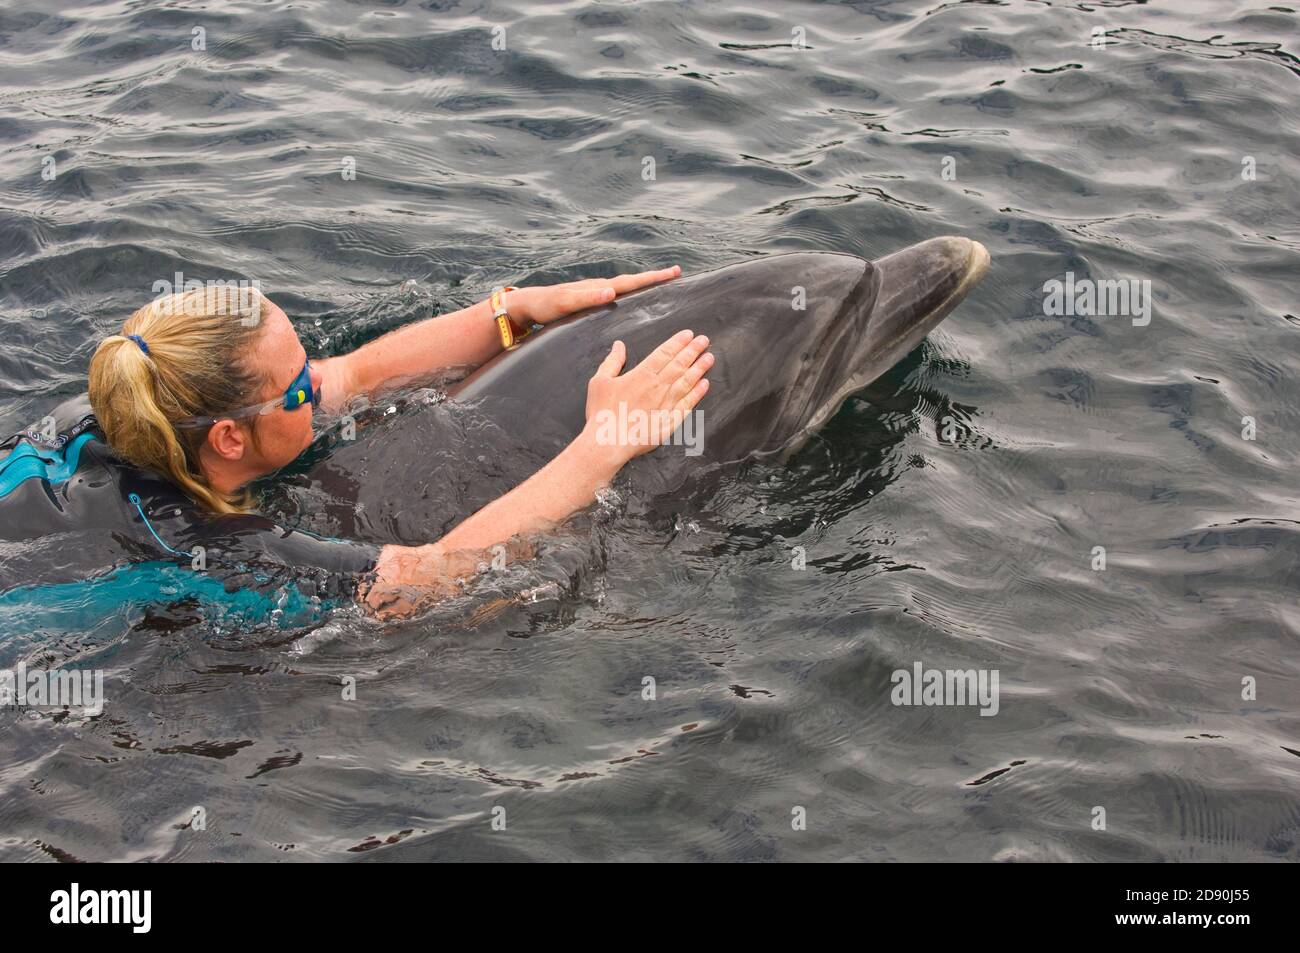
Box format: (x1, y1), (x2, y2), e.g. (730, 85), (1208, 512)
(89, 286), (268, 514)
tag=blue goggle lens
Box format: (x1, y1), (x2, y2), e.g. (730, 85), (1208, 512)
(283, 360), (317, 411)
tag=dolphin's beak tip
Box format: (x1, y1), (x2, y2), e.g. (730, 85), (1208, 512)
(968, 238), (991, 282)
(924, 235), (991, 291)
(928, 235), (989, 269)
(937, 235), (991, 284)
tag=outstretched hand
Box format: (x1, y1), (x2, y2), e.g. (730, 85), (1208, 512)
(583, 329), (714, 465)
(505, 266), (682, 326)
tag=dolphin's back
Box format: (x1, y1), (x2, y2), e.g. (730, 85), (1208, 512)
(451, 252), (877, 492)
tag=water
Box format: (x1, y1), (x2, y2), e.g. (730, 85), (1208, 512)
(1, 0), (1297, 862)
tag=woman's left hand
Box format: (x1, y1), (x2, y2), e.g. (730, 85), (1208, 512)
(504, 266), (682, 327)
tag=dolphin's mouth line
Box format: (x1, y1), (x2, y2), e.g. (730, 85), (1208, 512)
(954, 239), (991, 301)
(911, 239), (989, 338)
(865, 239), (991, 367)
(791, 239), (991, 447)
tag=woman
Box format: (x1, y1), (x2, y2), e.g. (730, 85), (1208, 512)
(78, 269), (713, 620)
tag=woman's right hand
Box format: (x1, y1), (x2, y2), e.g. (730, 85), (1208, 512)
(583, 329), (714, 464)
(365, 329), (714, 618)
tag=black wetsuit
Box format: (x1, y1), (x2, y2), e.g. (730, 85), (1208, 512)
(0, 395), (378, 632)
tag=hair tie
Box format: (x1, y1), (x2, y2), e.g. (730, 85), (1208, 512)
(126, 333), (150, 356)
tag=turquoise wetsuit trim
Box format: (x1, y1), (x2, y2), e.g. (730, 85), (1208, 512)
(0, 431), (367, 641)
(0, 431), (97, 499)
(0, 561), (344, 662)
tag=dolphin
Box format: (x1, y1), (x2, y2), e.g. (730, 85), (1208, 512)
(289, 235), (991, 543)
(443, 235), (990, 498)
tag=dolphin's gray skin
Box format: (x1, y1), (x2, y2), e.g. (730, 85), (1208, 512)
(449, 236), (990, 494)
(287, 236), (989, 542)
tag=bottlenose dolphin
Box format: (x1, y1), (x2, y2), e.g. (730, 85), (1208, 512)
(286, 236), (990, 543)
(445, 235), (990, 496)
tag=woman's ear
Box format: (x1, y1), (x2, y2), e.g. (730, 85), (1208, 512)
(205, 419), (249, 461)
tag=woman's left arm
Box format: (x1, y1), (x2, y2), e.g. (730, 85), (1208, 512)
(315, 266), (681, 412)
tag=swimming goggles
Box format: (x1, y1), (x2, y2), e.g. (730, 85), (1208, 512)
(174, 359), (318, 430)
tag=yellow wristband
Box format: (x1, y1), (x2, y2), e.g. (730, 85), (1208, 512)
(490, 285), (530, 350)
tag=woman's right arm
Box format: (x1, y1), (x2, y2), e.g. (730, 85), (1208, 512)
(359, 329), (714, 619)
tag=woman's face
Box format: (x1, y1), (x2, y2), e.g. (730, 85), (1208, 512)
(239, 299), (323, 473)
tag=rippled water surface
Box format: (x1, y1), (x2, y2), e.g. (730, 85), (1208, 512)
(1, 0), (1298, 861)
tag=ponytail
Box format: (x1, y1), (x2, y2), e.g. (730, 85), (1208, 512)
(89, 286), (267, 514)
